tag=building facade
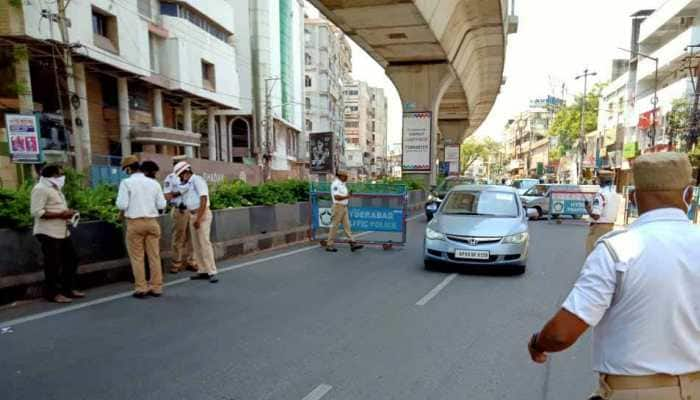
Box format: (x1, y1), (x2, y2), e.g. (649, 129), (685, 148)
(303, 15), (352, 172)
(504, 105), (557, 179)
(368, 86), (388, 177)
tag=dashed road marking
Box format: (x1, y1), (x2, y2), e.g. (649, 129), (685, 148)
(415, 274), (458, 306)
(302, 384), (332, 400)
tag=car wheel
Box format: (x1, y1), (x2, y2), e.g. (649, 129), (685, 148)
(424, 259), (437, 270)
(534, 207), (543, 219)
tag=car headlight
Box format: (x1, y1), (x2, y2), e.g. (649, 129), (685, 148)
(425, 227), (446, 241)
(502, 232), (528, 244)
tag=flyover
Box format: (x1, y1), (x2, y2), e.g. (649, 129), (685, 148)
(307, 0), (516, 181)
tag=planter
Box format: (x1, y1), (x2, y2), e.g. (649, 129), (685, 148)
(211, 207), (252, 242)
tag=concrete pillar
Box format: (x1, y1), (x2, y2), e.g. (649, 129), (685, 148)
(153, 88), (163, 127)
(387, 63), (453, 186)
(117, 77), (131, 155)
(208, 107), (217, 161)
(219, 115), (229, 162)
(13, 45), (33, 113)
(183, 98), (194, 158)
(73, 63), (92, 165)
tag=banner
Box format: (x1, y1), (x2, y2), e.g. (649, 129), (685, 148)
(550, 189), (597, 216)
(309, 132), (334, 174)
(5, 114), (41, 163)
(444, 145), (460, 175)
(402, 112), (431, 172)
(316, 206), (404, 232)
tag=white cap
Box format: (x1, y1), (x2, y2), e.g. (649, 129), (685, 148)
(173, 161), (191, 177)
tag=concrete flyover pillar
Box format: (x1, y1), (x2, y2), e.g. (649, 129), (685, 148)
(152, 89), (164, 127)
(207, 106), (217, 161)
(183, 98), (194, 158)
(387, 63), (454, 186)
(117, 77), (131, 156)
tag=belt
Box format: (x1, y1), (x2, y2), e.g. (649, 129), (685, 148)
(603, 372), (700, 390)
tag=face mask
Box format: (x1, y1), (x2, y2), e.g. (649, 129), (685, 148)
(682, 186), (693, 212)
(48, 176), (66, 190)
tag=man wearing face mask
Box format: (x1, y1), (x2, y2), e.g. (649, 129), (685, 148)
(30, 164), (85, 303)
(528, 152), (700, 399)
(584, 169), (621, 254)
(173, 161), (218, 283)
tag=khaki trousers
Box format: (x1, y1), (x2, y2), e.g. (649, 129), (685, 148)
(126, 218), (163, 294)
(327, 203), (353, 247)
(590, 373), (700, 399)
(190, 209), (217, 275)
(170, 208), (194, 270)
(586, 223), (615, 255)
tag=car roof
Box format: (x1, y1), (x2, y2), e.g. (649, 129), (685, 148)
(451, 184), (518, 193)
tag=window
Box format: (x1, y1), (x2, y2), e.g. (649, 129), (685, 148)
(201, 60), (216, 91)
(305, 75), (312, 87)
(160, 3), (178, 16)
(305, 120), (312, 131)
(345, 121), (359, 128)
(304, 29), (311, 44)
(160, 2), (230, 43)
(305, 97), (311, 109)
(305, 53), (312, 65)
(92, 8), (119, 53)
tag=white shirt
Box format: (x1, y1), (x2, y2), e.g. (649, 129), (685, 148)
(181, 174), (210, 211)
(591, 186), (620, 224)
(116, 173), (167, 219)
(331, 178), (349, 205)
(562, 208), (700, 375)
(163, 173), (184, 207)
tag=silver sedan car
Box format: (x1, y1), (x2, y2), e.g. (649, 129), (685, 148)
(423, 185), (534, 274)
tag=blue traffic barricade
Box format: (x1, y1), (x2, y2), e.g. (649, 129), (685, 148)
(547, 186), (598, 224)
(310, 182), (408, 250)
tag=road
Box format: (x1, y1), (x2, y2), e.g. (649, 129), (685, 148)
(0, 217), (596, 400)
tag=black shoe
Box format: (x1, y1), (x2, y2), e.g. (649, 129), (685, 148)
(350, 244), (364, 252)
(133, 292), (148, 299)
(190, 273), (209, 280)
(326, 247), (338, 253)
(149, 291), (162, 297)
(209, 275), (219, 283)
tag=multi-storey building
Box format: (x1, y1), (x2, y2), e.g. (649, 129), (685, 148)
(0, 0), (257, 187)
(343, 80), (369, 178)
(504, 104), (557, 179)
(303, 15), (352, 172)
(368, 87), (388, 177)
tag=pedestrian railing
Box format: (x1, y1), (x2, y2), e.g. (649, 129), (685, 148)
(309, 183), (408, 250)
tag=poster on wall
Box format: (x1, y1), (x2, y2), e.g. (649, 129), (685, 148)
(444, 145), (460, 175)
(5, 114), (42, 163)
(402, 111), (431, 172)
(309, 132), (334, 174)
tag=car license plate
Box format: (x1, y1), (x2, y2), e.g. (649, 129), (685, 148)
(454, 250), (490, 260)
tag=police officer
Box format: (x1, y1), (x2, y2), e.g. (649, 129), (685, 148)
(528, 152), (700, 399)
(325, 170), (363, 253)
(584, 169), (621, 254)
(164, 159), (196, 274)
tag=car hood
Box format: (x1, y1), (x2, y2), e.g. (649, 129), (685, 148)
(432, 214), (526, 237)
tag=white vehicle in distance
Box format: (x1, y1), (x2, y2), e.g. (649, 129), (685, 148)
(510, 178), (539, 196)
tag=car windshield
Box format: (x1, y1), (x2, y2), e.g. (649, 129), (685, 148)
(523, 185), (548, 196)
(441, 191), (519, 217)
(437, 179), (474, 192)
(511, 179), (538, 190)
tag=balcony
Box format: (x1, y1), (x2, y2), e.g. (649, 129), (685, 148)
(130, 126), (201, 147)
(638, 26), (700, 83)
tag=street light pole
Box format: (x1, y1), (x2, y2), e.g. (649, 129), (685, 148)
(264, 77), (280, 182)
(575, 68), (597, 183)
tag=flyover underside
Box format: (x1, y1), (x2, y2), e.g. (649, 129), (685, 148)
(308, 0), (506, 145)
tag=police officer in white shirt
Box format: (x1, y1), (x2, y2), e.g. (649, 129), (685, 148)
(116, 155), (167, 298)
(584, 169), (621, 254)
(163, 159), (196, 274)
(326, 170), (363, 253)
(173, 162), (218, 283)
(528, 152), (700, 400)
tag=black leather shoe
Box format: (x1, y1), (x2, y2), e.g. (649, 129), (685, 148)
(350, 244), (364, 252)
(326, 247), (338, 253)
(209, 275), (219, 283)
(133, 292), (148, 299)
(149, 291), (162, 297)
(190, 273), (209, 280)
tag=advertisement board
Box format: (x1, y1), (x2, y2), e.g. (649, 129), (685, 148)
(316, 207), (404, 233)
(444, 145), (460, 175)
(549, 189), (597, 216)
(5, 114), (41, 163)
(402, 112), (431, 172)
(309, 132), (334, 174)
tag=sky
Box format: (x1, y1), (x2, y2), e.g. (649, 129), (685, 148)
(305, 0), (667, 152)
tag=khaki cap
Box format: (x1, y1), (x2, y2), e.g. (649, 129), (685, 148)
(120, 155), (139, 168)
(598, 169), (615, 178)
(633, 152), (693, 192)
(336, 170), (349, 177)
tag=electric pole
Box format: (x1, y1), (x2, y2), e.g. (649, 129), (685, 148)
(263, 77), (280, 182)
(575, 69), (597, 183)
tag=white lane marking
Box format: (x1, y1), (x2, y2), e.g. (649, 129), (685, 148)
(415, 274), (458, 306)
(302, 384), (333, 400)
(0, 213), (425, 328)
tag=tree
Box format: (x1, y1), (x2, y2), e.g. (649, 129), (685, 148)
(460, 137), (503, 173)
(547, 83), (606, 155)
(665, 97), (690, 150)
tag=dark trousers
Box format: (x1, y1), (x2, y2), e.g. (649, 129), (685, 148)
(36, 234), (78, 298)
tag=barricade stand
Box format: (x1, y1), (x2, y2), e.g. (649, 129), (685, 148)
(310, 183), (408, 250)
(547, 188), (598, 225)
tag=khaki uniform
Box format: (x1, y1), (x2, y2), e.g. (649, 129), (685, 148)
(170, 207), (195, 271)
(126, 218), (163, 294)
(327, 203), (354, 247)
(182, 174), (217, 276)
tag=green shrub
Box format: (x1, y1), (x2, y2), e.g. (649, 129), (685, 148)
(210, 179), (310, 210)
(0, 184), (32, 229)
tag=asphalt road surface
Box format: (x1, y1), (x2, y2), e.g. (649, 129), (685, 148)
(0, 217), (596, 400)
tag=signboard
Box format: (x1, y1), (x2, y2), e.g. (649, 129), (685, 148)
(623, 142), (638, 159)
(444, 145), (460, 176)
(316, 207), (404, 232)
(402, 111), (431, 172)
(549, 190), (597, 216)
(529, 96), (564, 109)
(309, 132), (334, 174)
(5, 114), (41, 163)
